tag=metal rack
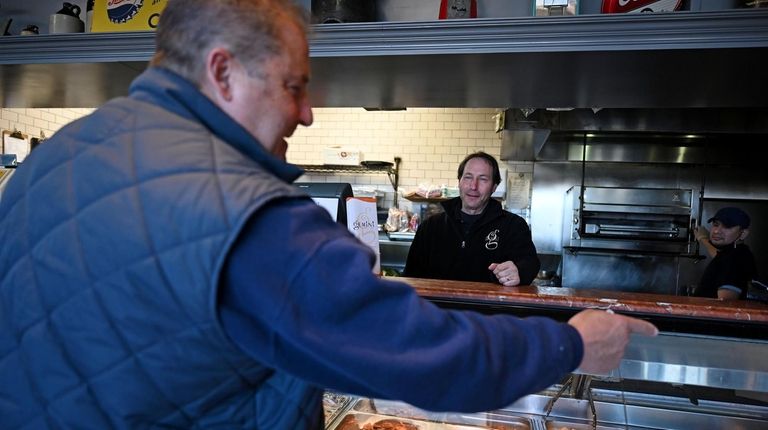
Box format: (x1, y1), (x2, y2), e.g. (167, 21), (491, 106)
(298, 157), (401, 205)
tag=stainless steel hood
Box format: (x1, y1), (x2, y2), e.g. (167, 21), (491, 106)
(500, 107), (768, 163)
(1, 10), (767, 108)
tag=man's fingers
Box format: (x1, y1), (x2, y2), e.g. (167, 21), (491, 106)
(624, 317), (659, 337)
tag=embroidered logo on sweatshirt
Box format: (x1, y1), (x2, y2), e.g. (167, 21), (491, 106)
(485, 229), (499, 250)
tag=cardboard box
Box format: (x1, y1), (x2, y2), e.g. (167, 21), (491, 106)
(322, 146), (362, 166)
(92, 0), (168, 32)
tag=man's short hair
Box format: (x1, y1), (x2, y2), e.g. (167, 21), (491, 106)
(457, 152), (501, 186)
(151, 0), (308, 84)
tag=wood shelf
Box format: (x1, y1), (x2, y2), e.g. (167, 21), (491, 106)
(403, 195), (504, 203)
(403, 195), (449, 203)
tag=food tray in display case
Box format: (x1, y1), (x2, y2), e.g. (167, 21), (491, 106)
(330, 412), (531, 430)
(327, 398), (532, 430)
(324, 392), (355, 427)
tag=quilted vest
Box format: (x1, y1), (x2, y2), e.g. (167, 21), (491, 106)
(0, 91), (322, 428)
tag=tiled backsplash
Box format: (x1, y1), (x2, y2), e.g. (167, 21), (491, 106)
(1, 108), (96, 140)
(289, 108), (533, 214)
(1, 107), (533, 214)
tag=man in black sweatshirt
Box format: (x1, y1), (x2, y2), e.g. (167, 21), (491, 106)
(405, 152), (540, 286)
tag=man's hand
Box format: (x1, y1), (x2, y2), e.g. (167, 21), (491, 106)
(568, 309), (658, 374)
(489, 261), (520, 286)
(694, 225), (718, 257)
(694, 225), (709, 242)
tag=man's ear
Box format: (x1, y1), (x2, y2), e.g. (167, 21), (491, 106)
(740, 228), (750, 241)
(203, 47), (236, 102)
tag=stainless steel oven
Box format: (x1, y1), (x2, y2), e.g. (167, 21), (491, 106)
(563, 186), (699, 255)
(560, 186), (701, 294)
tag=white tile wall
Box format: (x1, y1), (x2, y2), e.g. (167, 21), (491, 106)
(289, 108), (534, 214)
(0, 108), (96, 139)
(2, 107), (534, 214)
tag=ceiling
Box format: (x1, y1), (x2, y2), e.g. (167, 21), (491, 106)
(1, 9), (767, 109)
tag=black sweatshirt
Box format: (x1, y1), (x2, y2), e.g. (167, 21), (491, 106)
(404, 197), (540, 285)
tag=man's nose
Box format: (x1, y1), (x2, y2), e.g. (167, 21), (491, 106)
(299, 100), (313, 127)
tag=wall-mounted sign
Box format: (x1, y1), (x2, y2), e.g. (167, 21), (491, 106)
(534, 0), (579, 16)
(92, 0), (168, 32)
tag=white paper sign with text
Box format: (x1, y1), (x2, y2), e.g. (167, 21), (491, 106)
(346, 196), (381, 274)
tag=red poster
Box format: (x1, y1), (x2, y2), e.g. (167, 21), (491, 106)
(601, 0), (683, 13)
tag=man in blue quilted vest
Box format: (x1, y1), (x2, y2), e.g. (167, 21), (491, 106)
(0, 0), (657, 428)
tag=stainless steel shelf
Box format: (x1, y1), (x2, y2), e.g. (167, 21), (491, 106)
(310, 10), (768, 57)
(298, 164), (395, 175)
(299, 157), (401, 204)
(2, 11), (766, 65)
(1, 10), (767, 108)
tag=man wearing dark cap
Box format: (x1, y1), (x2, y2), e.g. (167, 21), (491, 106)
(694, 207), (757, 300)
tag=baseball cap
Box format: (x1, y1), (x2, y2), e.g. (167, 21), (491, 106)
(708, 207), (750, 229)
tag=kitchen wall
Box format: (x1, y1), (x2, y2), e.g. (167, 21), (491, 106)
(0, 108), (94, 140)
(1, 107), (535, 217)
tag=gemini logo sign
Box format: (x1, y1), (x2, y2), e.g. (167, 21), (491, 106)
(485, 229), (500, 250)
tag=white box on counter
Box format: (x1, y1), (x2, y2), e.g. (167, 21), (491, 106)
(322, 146), (362, 166)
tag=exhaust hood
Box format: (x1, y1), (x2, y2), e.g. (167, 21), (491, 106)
(500, 107), (768, 164)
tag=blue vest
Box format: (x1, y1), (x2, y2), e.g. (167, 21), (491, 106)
(0, 71), (321, 429)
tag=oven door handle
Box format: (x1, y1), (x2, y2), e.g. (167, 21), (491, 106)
(597, 224), (680, 235)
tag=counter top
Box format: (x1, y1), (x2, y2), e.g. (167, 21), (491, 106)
(399, 277), (768, 324)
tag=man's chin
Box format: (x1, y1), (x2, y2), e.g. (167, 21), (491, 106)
(272, 140), (288, 161)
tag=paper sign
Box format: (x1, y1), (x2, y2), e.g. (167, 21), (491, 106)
(312, 197), (339, 222)
(507, 173), (531, 210)
(346, 197), (381, 274)
(3, 135), (30, 163)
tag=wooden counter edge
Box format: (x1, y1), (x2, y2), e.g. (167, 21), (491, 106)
(393, 277), (768, 324)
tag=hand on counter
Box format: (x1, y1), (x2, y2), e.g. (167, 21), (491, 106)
(568, 309), (658, 375)
(489, 261), (520, 286)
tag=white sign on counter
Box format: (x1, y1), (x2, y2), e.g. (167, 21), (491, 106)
(346, 196), (381, 274)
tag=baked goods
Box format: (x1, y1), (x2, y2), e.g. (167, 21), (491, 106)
(362, 419), (420, 430)
(334, 415), (361, 430)
(334, 416), (420, 430)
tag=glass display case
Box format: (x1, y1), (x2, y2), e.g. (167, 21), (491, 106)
(319, 279), (768, 430)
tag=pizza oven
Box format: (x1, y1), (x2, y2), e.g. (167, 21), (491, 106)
(563, 186), (699, 256)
